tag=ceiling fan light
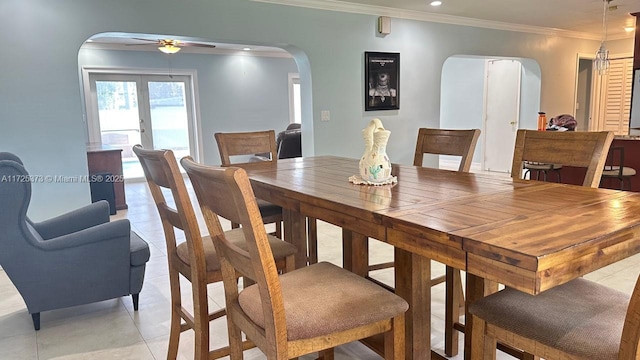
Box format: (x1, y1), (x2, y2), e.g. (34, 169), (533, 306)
(159, 44), (181, 54)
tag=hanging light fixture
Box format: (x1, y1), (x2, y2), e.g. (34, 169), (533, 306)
(594, 0), (611, 74)
(157, 40), (181, 54)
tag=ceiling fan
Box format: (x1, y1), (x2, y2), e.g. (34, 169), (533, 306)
(127, 38), (217, 54)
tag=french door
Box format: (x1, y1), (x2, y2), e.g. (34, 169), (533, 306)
(85, 72), (197, 179)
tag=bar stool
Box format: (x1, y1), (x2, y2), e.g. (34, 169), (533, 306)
(601, 147), (636, 190)
(523, 161), (563, 182)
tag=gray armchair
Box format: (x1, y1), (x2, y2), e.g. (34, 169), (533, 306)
(0, 153), (150, 330)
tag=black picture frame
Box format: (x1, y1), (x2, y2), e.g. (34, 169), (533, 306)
(365, 52), (400, 111)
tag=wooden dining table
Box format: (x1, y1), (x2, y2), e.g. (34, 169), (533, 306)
(246, 156), (640, 360)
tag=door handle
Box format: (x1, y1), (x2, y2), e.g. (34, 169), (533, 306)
(510, 121), (516, 125)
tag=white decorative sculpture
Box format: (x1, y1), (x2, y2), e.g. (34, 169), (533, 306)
(357, 118), (394, 184)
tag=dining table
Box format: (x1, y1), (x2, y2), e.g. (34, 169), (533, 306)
(246, 156), (640, 360)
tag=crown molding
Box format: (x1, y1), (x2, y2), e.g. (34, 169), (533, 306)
(81, 42), (293, 58)
(252, 0), (633, 41)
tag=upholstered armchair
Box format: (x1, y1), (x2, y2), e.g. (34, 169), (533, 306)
(0, 153), (150, 330)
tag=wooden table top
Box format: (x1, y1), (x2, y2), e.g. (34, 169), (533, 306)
(248, 156), (640, 295)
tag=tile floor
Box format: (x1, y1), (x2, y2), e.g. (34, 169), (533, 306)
(2, 170), (640, 359)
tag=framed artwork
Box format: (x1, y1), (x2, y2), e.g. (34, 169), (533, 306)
(365, 52), (399, 111)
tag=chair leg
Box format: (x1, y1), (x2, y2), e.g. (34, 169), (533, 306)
(275, 221), (282, 238)
(308, 217), (318, 264)
(167, 269), (182, 360)
(384, 314), (405, 360)
(31, 313), (40, 331)
(482, 330), (498, 360)
(445, 267), (462, 357)
(227, 321), (244, 360)
(318, 349), (334, 360)
(132, 293), (139, 311)
(470, 314), (492, 360)
(193, 282), (210, 360)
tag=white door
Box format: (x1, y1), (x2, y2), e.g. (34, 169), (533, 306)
(87, 73), (196, 178)
(483, 59), (522, 173)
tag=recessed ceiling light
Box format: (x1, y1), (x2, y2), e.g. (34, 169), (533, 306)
(86, 39), (93, 42)
(624, 26), (635, 32)
(430, 1), (442, 6)
(243, 47), (251, 51)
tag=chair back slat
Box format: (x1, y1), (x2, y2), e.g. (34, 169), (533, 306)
(511, 130), (614, 188)
(413, 128), (481, 172)
(181, 158), (286, 346)
(133, 145), (206, 274)
(215, 130), (278, 168)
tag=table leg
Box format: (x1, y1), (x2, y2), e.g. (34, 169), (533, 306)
(395, 248), (430, 360)
(342, 229), (368, 277)
(283, 208), (308, 269)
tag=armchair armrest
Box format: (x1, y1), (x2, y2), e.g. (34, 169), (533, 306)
(31, 200), (111, 240)
(37, 218), (130, 251)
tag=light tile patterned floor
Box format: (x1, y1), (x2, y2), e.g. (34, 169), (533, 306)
(1, 168), (639, 359)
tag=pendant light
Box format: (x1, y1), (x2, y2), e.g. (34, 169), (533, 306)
(594, 0), (611, 74)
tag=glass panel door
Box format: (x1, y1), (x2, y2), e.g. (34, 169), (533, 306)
(146, 77), (192, 161)
(88, 73), (196, 179)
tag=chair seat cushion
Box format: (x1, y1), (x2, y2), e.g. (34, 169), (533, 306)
(130, 231), (150, 266)
(176, 228), (296, 273)
(523, 162), (562, 170)
(469, 278), (629, 360)
(238, 261), (408, 340)
(602, 166), (636, 177)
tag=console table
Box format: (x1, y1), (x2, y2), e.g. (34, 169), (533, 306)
(86, 143), (127, 210)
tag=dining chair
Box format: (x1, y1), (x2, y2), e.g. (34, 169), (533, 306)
(133, 145), (296, 360)
(364, 128), (481, 356)
(181, 158), (409, 360)
(469, 272), (640, 360)
(465, 129), (615, 359)
(215, 130), (318, 265)
(511, 130), (614, 188)
(214, 130), (283, 237)
(601, 146), (636, 190)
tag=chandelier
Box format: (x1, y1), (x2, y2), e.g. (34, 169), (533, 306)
(594, 0), (611, 74)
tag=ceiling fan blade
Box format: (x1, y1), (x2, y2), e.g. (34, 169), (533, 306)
(130, 38), (161, 43)
(180, 42), (217, 48)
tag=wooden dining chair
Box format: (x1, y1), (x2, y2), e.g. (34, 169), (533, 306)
(511, 130), (614, 188)
(214, 130), (283, 237)
(469, 272), (640, 360)
(181, 158), (409, 360)
(133, 145), (296, 360)
(465, 129), (615, 359)
(365, 128), (481, 356)
(215, 130), (318, 265)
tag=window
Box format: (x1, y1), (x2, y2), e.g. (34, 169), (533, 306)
(288, 73), (301, 124)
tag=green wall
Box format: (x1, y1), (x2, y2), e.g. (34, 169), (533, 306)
(0, 0), (634, 219)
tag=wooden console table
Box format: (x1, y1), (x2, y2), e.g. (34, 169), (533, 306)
(86, 143), (127, 210)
